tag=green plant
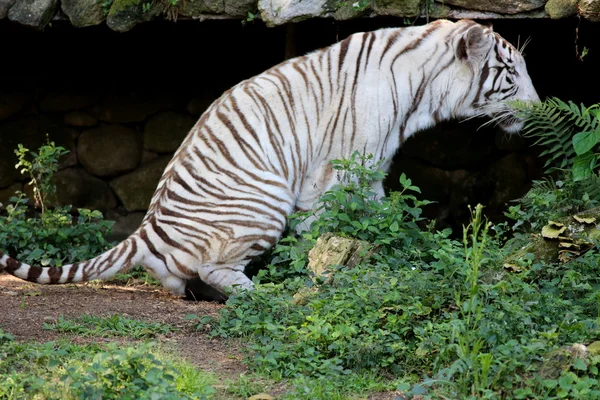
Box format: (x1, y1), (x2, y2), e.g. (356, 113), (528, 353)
(44, 314), (176, 339)
(512, 97), (600, 180)
(189, 151), (600, 399)
(0, 338), (217, 400)
(502, 98), (600, 235)
(14, 136), (69, 213)
(0, 140), (116, 267)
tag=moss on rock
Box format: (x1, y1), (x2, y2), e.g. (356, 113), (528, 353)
(373, 0), (421, 17)
(545, 0), (578, 19)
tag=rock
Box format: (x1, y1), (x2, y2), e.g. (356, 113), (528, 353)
(92, 91), (186, 124)
(39, 90), (100, 113)
(538, 343), (589, 380)
(0, 91), (29, 120)
(141, 150), (159, 164)
(144, 111), (195, 153)
(334, 1), (372, 20)
(178, 0), (223, 17)
(51, 168), (117, 212)
(106, 0), (141, 32)
(0, 0), (16, 19)
(64, 111), (99, 128)
(224, 0), (256, 17)
(588, 341), (600, 356)
(104, 210), (145, 241)
(109, 155), (170, 211)
(7, 0), (58, 29)
(579, 0), (600, 22)
(247, 394), (274, 400)
(441, 0), (545, 14)
(307, 233), (373, 283)
(77, 124), (142, 177)
(0, 115), (75, 187)
(0, 183), (23, 207)
(61, 0), (105, 27)
(373, 0), (421, 16)
(545, 0), (578, 18)
(258, 0), (327, 27)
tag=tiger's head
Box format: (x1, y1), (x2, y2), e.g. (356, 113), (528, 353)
(454, 20), (540, 134)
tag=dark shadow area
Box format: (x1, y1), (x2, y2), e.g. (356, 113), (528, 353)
(1, 15), (598, 300)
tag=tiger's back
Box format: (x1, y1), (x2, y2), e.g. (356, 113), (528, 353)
(0, 18), (539, 298)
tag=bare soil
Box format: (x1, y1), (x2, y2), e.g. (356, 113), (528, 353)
(0, 273), (247, 378)
(0, 273), (407, 399)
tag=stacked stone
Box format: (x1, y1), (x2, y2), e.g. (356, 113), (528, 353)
(1, 1), (599, 33)
(0, 88), (209, 240)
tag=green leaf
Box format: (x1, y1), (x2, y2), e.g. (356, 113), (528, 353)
(572, 151), (597, 181)
(572, 130), (600, 155)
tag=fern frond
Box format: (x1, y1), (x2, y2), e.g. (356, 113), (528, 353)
(511, 97), (599, 175)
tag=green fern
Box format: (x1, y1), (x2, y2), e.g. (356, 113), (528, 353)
(511, 97), (600, 179)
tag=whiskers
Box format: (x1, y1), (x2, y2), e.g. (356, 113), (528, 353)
(478, 110), (520, 131)
(517, 35), (532, 56)
(459, 104), (521, 132)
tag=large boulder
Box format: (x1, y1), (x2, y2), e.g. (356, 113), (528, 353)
(91, 91), (186, 124)
(441, 0), (545, 14)
(104, 210), (145, 242)
(143, 111), (195, 153)
(579, 0), (600, 22)
(64, 111), (99, 128)
(545, 0), (578, 19)
(7, 0), (58, 29)
(373, 0), (421, 16)
(39, 90), (100, 113)
(51, 167), (117, 212)
(0, 91), (30, 120)
(258, 0), (327, 27)
(61, 0), (105, 27)
(0, 0), (16, 19)
(178, 0), (223, 17)
(109, 155), (170, 211)
(224, 0), (256, 16)
(77, 124), (142, 178)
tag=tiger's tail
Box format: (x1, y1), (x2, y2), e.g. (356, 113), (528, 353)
(0, 234), (144, 285)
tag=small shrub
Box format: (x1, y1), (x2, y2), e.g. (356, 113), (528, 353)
(0, 139), (116, 266)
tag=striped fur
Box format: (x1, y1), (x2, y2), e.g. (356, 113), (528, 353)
(0, 19), (539, 297)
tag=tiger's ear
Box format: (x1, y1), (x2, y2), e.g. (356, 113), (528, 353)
(456, 25), (493, 63)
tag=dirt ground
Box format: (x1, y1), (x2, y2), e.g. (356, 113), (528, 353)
(0, 273), (407, 400)
(0, 273), (247, 378)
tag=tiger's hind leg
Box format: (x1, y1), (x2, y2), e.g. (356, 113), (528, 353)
(198, 263), (254, 296)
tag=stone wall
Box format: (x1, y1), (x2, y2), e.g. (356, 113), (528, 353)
(1, 0), (599, 32)
(0, 86), (213, 240)
(0, 13), (598, 238)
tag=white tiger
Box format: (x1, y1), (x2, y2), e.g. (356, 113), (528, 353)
(0, 18), (539, 298)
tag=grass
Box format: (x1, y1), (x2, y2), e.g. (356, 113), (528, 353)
(43, 313), (176, 339)
(0, 332), (218, 400)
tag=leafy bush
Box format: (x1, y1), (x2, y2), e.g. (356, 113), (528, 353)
(0, 139), (115, 266)
(192, 150), (600, 399)
(0, 336), (216, 400)
(505, 98), (600, 234)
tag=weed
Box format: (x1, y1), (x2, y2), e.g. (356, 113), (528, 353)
(43, 314), (176, 339)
